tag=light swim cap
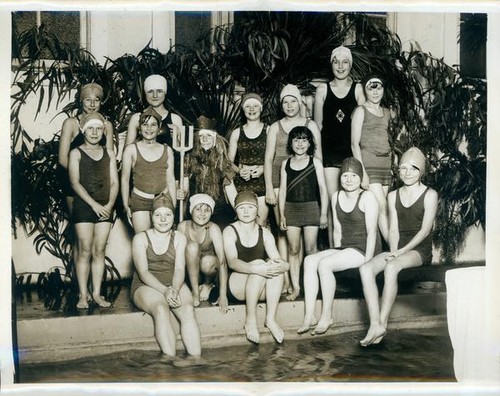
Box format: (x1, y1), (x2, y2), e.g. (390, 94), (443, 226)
(80, 112), (105, 131)
(80, 83), (103, 101)
(400, 147), (426, 174)
(279, 84), (301, 103)
(189, 193), (216, 215)
(144, 74), (167, 93)
(330, 46), (353, 65)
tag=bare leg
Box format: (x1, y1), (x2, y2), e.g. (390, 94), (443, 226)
(131, 210), (152, 234)
(285, 226), (302, 301)
(315, 249), (364, 334)
(199, 255), (218, 301)
(272, 189), (290, 293)
(244, 274), (266, 343)
(90, 221), (112, 307)
(369, 183), (389, 243)
(185, 241), (201, 306)
(359, 253), (389, 346)
(133, 286), (177, 356)
(74, 222), (93, 309)
(264, 274), (285, 343)
(256, 196), (269, 227)
(171, 284), (202, 356)
(324, 167), (340, 249)
(379, 251), (423, 328)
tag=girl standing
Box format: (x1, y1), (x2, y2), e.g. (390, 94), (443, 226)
(298, 157), (380, 334)
(59, 82), (114, 214)
(121, 107), (176, 233)
(359, 147), (438, 346)
(264, 84), (322, 292)
(228, 93), (269, 226)
(68, 112), (119, 309)
(314, 46), (365, 247)
(278, 126), (328, 301)
(351, 75), (393, 242)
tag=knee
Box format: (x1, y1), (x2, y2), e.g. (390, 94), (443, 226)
(359, 263), (371, 279)
(185, 242), (200, 259)
(317, 258), (331, 276)
(303, 255), (318, 270)
(91, 244), (106, 259)
(288, 241), (301, 256)
(77, 243), (92, 259)
(200, 256), (218, 275)
(153, 304), (171, 321)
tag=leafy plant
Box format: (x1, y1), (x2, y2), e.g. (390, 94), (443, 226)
(11, 11), (486, 265)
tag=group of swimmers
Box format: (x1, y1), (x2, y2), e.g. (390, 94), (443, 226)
(57, 45), (438, 361)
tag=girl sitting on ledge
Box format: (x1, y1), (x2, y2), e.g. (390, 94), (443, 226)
(223, 191), (289, 344)
(359, 147), (438, 346)
(131, 193), (201, 359)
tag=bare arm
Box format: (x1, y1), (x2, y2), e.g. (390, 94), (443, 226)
(164, 146), (177, 208)
(104, 120), (115, 153)
(394, 188), (438, 256)
(105, 148), (119, 209)
(120, 144), (136, 221)
(210, 223), (228, 312)
(125, 112), (140, 146)
(262, 227), (289, 273)
(264, 123), (278, 204)
(223, 226), (268, 275)
(313, 156), (328, 228)
(278, 160), (288, 230)
(132, 232), (169, 294)
(354, 83), (366, 105)
(332, 192), (342, 248)
(351, 106), (369, 188)
(313, 83), (327, 131)
(307, 119), (323, 162)
(361, 191), (380, 261)
(228, 128), (240, 164)
(387, 191), (399, 252)
(171, 231), (187, 292)
(58, 117), (79, 169)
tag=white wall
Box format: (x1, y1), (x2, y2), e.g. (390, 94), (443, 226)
(393, 13), (460, 67)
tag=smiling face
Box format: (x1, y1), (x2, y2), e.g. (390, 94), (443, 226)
(83, 123), (104, 145)
(364, 80), (384, 104)
(291, 135), (310, 156)
(243, 98), (262, 121)
(81, 93), (101, 114)
(398, 163), (421, 186)
(340, 171), (361, 192)
(140, 116), (160, 141)
(331, 55), (352, 80)
(191, 203), (212, 226)
(235, 203), (258, 223)
(152, 207), (174, 233)
(145, 88), (166, 108)
(281, 96), (300, 118)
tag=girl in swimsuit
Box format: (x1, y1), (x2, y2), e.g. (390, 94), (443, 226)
(131, 193), (201, 359)
(264, 84), (322, 293)
(228, 93), (269, 226)
(177, 193), (228, 312)
(359, 147), (438, 346)
(121, 107), (176, 233)
(223, 191), (289, 344)
(297, 157), (380, 335)
(59, 82), (115, 215)
(314, 46), (365, 248)
(278, 126), (328, 301)
(68, 112), (119, 309)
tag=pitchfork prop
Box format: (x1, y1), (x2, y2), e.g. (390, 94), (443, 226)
(172, 125), (194, 222)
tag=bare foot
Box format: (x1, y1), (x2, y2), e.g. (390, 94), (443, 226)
(93, 295), (111, 308)
(172, 355), (206, 368)
(244, 321), (260, 344)
(360, 325), (386, 347)
(199, 284), (213, 302)
(192, 294), (200, 307)
(297, 316), (318, 334)
(311, 318), (333, 335)
(285, 288), (300, 301)
(265, 319), (284, 344)
(76, 296), (89, 309)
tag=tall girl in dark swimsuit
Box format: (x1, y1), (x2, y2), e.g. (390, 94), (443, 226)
(68, 112), (119, 309)
(359, 147), (438, 346)
(314, 46), (365, 248)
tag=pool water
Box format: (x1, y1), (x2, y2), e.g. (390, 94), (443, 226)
(19, 326), (455, 383)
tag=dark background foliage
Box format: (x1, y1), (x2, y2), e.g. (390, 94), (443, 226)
(11, 11), (486, 266)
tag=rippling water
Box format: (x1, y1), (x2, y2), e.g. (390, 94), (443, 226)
(20, 326), (454, 383)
